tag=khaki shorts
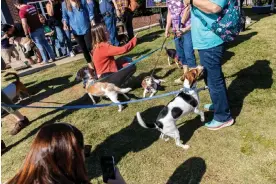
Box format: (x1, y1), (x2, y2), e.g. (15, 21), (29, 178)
(1, 46), (20, 63)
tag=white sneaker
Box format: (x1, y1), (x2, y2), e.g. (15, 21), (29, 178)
(70, 51), (75, 57)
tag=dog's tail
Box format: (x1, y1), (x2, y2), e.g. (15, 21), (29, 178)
(4, 72), (20, 82)
(136, 112), (156, 129)
(115, 87), (132, 94)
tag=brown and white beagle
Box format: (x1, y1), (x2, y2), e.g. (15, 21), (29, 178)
(136, 65), (208, 149)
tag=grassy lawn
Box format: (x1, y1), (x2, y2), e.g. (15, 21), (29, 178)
(1, 13), (276, 184)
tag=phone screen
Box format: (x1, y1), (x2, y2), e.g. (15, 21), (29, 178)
(100, 156), (115, 183)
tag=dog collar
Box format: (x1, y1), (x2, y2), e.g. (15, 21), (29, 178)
(86, 80), (95, 89)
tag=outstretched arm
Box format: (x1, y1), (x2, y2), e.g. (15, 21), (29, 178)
(107, 37), (137, 56)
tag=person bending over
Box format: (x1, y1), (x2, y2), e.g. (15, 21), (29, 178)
(91, 23), (137, 87)
(2, 23), (42, 65)
(6, 123), (126, 184)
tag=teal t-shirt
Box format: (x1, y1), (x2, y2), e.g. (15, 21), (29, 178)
(191, 0), (227, 50)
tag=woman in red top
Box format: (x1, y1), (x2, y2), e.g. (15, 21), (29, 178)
(91, 23), (137, 87)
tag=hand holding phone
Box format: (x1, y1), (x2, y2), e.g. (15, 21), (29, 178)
(107, 167), (126, 184)
(101, 156), (116, 183)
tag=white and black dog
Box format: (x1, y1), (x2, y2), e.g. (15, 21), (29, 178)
(136, 66), (207, 149)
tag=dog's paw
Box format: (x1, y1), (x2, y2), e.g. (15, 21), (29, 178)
(164, 137), (170, 142)
(182, 144), (190, 150)
(200, 116), (205, 122)
(174, 78), (182, 84)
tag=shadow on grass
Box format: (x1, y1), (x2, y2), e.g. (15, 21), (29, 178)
(225, 32), (257, 50)
(166, 157), (206, 184)
(86, 105), (163, 180)
(1, 94), (91, 155)
(86, 105), (208, 180)
(227, 60), (273, 118)
(19, 75), (75, 106)
(178, 111), (213, 144)
(138, 30), (164, 44)
(222, 50), (235, 65)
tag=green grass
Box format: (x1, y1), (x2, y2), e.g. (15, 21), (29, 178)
(2, 13), (276, 184)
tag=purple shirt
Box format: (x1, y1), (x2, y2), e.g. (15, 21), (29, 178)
(167, 0), (191, 32)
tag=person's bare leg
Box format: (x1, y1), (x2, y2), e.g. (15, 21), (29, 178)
(11, 110), (25, 122)
(34, 48), (42, 63)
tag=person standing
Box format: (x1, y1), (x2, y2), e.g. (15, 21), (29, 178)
(62, 0), (95, 69)
(46, 0), (75, 57)
(165, 0), (196, 77)
(99, 0), (119, 46)
(112, 0), (134, 40)
(14, 0), (56, 65)
(184, 0), (234, 130)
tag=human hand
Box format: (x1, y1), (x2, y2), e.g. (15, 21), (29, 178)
(116, 9), (121, 18)
(184, 0), (190, 5)
(165, 29), (170, 38)
(91, 20), (95, 27)
(63, 23), (69, 30)
(107, 168), (126, 184)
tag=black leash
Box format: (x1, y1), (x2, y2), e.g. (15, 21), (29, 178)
(150, 37), (167, 77)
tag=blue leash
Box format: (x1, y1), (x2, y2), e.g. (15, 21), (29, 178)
(95, 37), (178, 83)
(2, 38), (180, 110)
(2, 90), (182, 109)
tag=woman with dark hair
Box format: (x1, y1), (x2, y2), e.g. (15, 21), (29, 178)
(91, 23), (137, 87)
(6, 123), (126, 184)
(7, 123), (89, 184)
(62, 0), (95, 69)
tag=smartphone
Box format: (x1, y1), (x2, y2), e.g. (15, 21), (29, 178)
(84, 145), (92, 157)
(100, 156), (116, 183)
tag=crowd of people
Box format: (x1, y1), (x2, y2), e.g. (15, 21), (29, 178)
(1, 0), (243, 182)
(1, 0), (136, 68)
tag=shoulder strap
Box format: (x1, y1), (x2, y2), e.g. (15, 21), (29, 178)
(191, 6), (211, 29)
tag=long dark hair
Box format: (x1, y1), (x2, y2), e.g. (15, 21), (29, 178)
(64, 0), (81, 11)
(91, 23), (109, 50)
(7, 123), (90, 184)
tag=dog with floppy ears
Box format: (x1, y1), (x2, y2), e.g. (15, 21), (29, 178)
(141, 76), (165, 98)
(136, 65), (207, 149)
(75, 66), (132, 112)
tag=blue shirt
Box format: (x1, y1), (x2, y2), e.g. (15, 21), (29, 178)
(99, 0), (114, 14)
(62, 0), (94, 35)
(191, 0), (227, 50)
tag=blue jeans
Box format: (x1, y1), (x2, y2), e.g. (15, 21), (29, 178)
(174, 31), (196, 68)
(55, 26), (67, 56)
(30, 28), (55, 62)
(104, 13), (119, 46)
(64, 29), (73, 53)
(198, 44), (232, 122)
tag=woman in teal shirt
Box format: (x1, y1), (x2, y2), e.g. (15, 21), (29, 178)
(185, 0), (234, 130)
